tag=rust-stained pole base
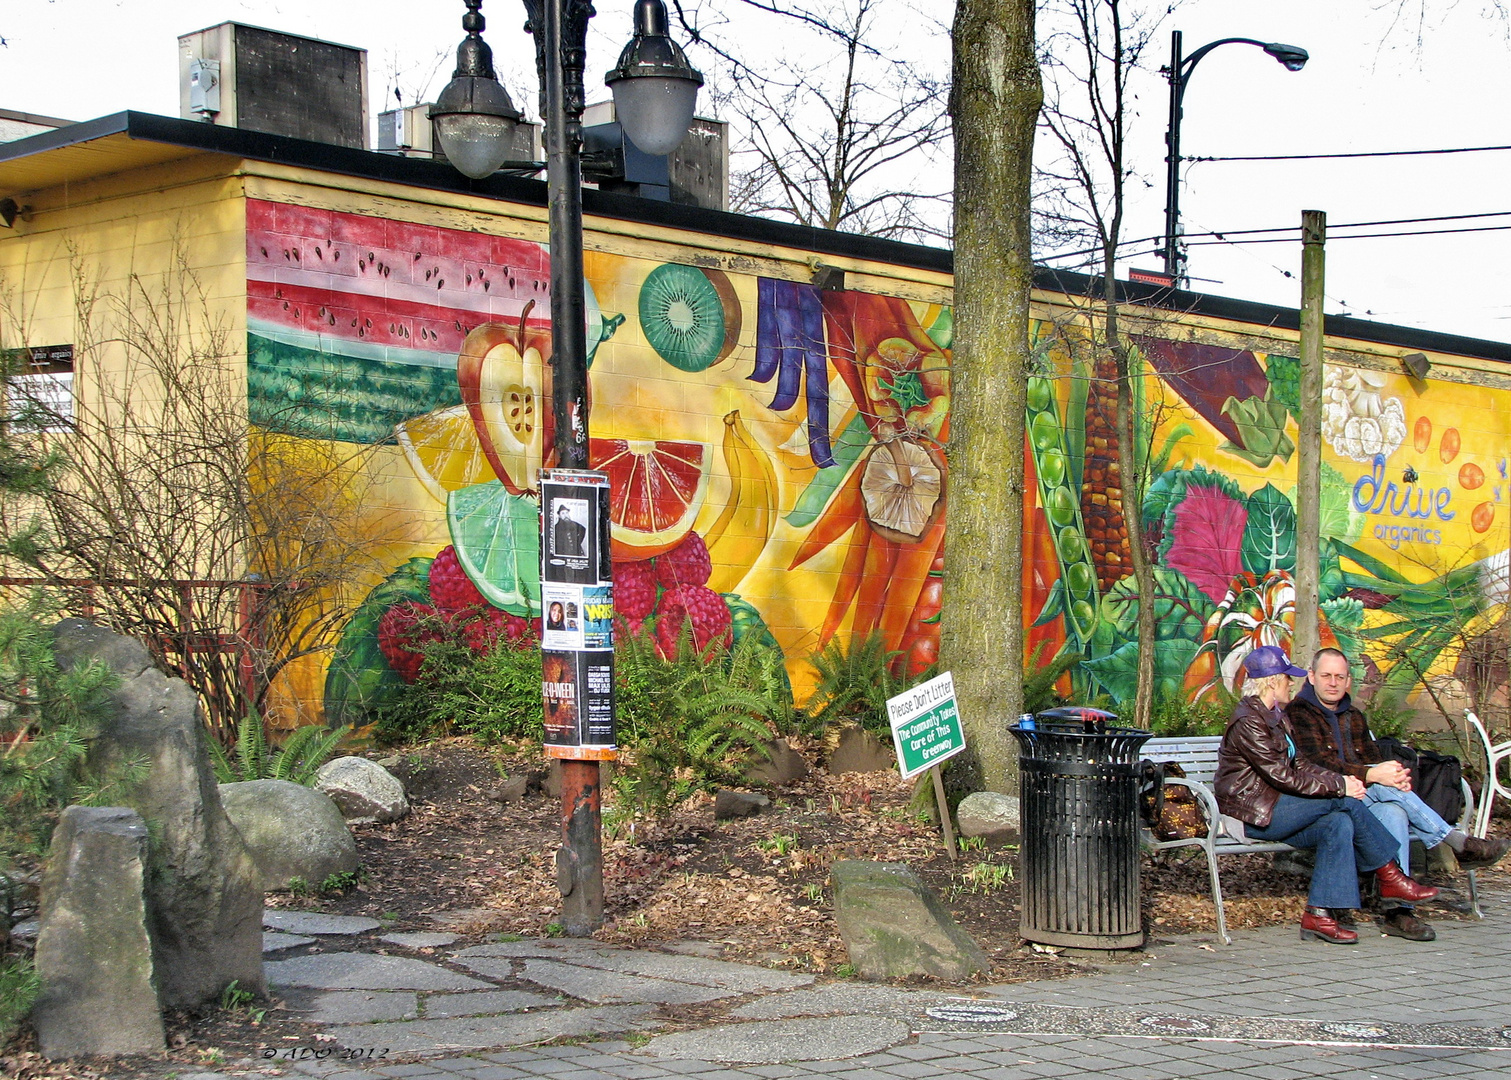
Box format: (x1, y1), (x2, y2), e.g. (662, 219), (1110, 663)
(556, 758), (603, 935)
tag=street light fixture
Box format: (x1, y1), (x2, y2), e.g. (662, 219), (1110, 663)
(1161, 30), (1309, 286)
(433, 0), (701, 937)
(606, 0), (704, 156)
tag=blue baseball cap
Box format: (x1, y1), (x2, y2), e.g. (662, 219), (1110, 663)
(1243, 645), (1307, 679)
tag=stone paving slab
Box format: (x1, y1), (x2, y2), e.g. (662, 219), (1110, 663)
(383, 933), (460, 949)
(265, 910), (384, 935)
(501, 959), (738, 1005)
(265, 932), (318, 953)
(452, 940), (622, 960)
(282, 990), (420, 1024)
(267, 953), (492, 991)
(557, 950), (815, 993)
(640, 1017), (912, 1063)
(422, 991), (563, 1019)
(729, 984), (944, 1021)
(326, 1005), (657, 1056)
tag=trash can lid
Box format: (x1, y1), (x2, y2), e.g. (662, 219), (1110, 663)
(1036, 706), (1119, 724)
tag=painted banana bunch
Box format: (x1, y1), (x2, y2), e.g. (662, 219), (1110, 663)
(704, 410), (778, 593)
(1027, 373), (1100, 647)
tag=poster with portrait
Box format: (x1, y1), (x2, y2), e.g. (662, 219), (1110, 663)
(540, 469), (615, 756)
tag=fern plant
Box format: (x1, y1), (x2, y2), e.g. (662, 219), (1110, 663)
(611, 622), (778, 821)
(210, 711), (350, 785)
(805, 632), (920, 739)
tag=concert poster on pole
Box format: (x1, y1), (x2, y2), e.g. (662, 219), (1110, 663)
(540, 470), (615, 760)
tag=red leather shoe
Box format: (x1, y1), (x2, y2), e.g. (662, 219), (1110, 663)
(1301, 906), (1358, 944)
(1375, 860), (1439, 903)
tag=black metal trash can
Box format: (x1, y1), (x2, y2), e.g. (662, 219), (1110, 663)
(1009, 707), (1153, 949)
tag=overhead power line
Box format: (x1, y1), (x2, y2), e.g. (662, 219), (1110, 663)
(1188, 143), (1511, 163)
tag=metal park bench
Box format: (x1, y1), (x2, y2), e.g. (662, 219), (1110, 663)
(1140, 735), (1480, 945)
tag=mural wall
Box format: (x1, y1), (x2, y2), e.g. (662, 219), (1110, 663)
(246, 200), (950, 721)
(245, 198), (1511, 721)
(1023, 321), (1511, 706)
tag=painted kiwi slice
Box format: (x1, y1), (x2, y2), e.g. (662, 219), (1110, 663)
(638, 263), (740, 372)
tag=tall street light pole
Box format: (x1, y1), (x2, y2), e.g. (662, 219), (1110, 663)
(1162, 30), (1309, 287)
(432, 0), (701, 936)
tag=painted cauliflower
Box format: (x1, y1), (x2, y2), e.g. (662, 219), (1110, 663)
(1321, 365), (1407, 463)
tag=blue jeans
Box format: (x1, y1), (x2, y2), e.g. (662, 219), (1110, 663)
(1245, 794), (1401, 909)
(1363, 784), (1453, 870)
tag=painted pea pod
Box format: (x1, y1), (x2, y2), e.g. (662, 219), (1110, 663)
(1026, 375), (1099, 643)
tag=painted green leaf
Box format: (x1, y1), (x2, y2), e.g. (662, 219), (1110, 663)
(786, 414), (873, 528)
(323, 557), (433, 728)
(1240, 484), (1297, 575)
(1080, 567), (1212, 703)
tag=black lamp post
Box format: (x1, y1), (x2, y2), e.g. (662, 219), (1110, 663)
(432, 0), (701, 935)
(1162, 30), (1308, 286)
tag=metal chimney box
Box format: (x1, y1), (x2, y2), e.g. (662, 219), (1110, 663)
(178, 23), (369, 149)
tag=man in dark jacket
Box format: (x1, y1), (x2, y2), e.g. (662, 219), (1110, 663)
(1287, 647), (1509, 941)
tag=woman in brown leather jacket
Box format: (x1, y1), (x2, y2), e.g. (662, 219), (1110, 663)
(1214, 646), (1438, 944)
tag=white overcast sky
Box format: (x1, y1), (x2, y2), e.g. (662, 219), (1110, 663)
(2, 1), (1509, 345)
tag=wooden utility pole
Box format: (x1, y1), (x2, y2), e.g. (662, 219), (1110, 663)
(1294, 210), (1325, 667)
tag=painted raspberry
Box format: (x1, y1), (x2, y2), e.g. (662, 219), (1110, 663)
(654, 531), (712, 590)
(654, 584), (733, 659)
(458, 605), (509, 656)
(377, 601), (448, 683)
(428, 545), (487, 614)
(503, 613), (540, 646)
(615, 558), (659, 621)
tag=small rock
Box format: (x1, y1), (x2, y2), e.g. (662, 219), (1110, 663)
(827, 726), (896, 775)
(830, 860), (988, 981)
(747, 739), (810, 787)
(714, 790), (770, 820)
(955, 791), (1020, 840)
(488, 775), (529, 803)
(221, 780), (357, 891)
(316, 756), (410, 825)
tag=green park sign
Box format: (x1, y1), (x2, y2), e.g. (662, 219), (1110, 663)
(887, 671), (966, 780)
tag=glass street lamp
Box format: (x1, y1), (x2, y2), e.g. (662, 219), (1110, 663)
(605, 0), (704, 156)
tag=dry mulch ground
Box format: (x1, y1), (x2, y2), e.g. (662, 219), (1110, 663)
(5, 735), (1506, 1079)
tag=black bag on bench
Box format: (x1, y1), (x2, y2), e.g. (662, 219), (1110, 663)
(1374, 735), (1464, 824)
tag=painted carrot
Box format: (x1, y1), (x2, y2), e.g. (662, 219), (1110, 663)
(851, 534), (901, 639)
(788, 474), (865, 570)
(877, 515), (947, 654)
(820, 528), (872, 644)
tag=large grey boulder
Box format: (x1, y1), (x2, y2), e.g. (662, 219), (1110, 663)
(830, 860), (988, 981)
(33, 807), (164, 1058)
(315, 756), (410, 825)
(220, 780), (358, 891)
(955, 791), (1020, 841)
(54, 618), (265, 1008)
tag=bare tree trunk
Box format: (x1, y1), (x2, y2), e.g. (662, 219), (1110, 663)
(1105, 273), (1155, 728)
(947, 0), (1042, 792)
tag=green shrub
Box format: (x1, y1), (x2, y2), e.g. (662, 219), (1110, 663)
(0, 955), (38, 1046)
(374, 637), (542, 747)
(1361, 692), (1414, 740)
(1023, 642), (1081, 715)
(0, 603), (132, 868)
(1148, 691), (1234, 737)
(208, 710), (351, 785)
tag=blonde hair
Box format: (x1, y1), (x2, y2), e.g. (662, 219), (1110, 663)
(1241, 673), (1291, 700)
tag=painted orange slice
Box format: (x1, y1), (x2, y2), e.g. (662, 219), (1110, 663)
(591, 438), (711, 559)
